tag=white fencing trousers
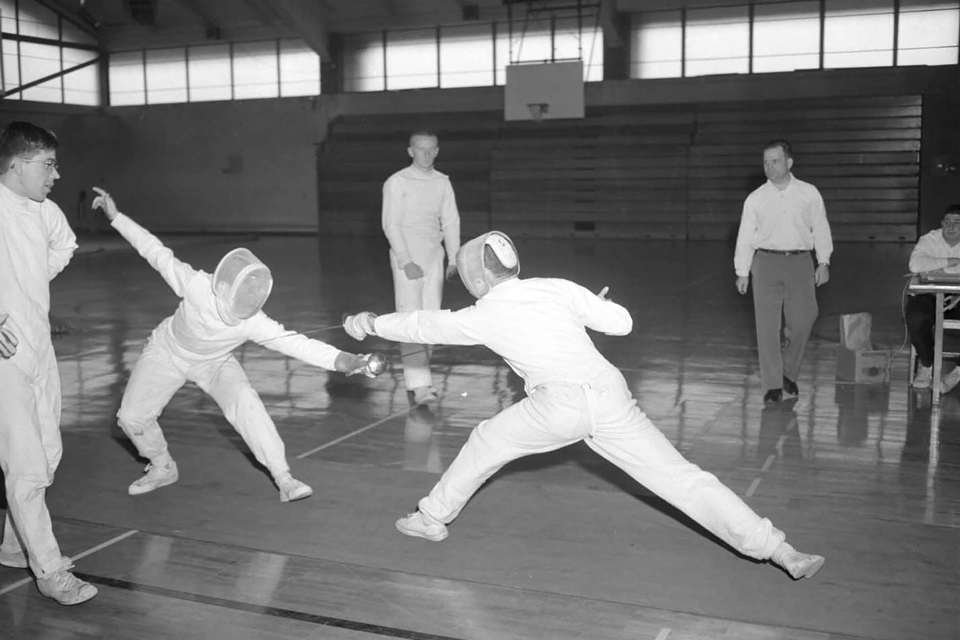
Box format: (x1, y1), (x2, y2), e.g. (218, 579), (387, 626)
(0, 355), (65, 578)
(116, 337), (290, 479)
(390, 248), (444, 391)
(418, 368), (786, 560)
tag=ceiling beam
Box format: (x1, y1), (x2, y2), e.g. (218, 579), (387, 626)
(238, 0), (280, 26)
(169, 0), (220, 33)
(246, 0), (330, 60)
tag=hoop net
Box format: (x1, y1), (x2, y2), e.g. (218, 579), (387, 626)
(527, 102), (550, 122)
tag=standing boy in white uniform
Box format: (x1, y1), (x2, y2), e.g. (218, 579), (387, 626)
(382, 131), (460, 406)
(0, 121), (97, 605)
(92, 189), (383, 502)
(345, 231), (825, 580)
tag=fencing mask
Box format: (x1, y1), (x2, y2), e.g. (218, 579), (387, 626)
(213, 248), (274, 325)
(456, 231), (519, 299)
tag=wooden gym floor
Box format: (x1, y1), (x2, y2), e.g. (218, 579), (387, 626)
(0, 233), (956, 640)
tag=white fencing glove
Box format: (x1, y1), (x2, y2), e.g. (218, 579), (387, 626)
(597, 286), (610, 301)
(346, 353), (388, 378)
(343, 312), (378, 340)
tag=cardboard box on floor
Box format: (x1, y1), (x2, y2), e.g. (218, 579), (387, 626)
(836, 312), (890, 384)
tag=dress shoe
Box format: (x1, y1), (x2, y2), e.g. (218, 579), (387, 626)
(763, 389), (783, 404)
(782, 376), (799, 397)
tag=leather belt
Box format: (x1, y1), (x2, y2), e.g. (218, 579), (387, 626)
(757, 248), (810, 256)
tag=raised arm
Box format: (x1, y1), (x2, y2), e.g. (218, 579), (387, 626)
(92, 187), (197, 296)
(42, 200), (78, 279)
(345, 308), (482, 346)
(563, 281), (632, 336)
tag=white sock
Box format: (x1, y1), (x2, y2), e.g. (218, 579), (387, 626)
(152, 452), (174, 468)
(772, 541), (796, 563)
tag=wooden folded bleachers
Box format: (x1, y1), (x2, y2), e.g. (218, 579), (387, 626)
(318, 94), (921, 242)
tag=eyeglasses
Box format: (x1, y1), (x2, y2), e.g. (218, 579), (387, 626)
(21, 158), (59, 173)
(943, 219), (960, 229)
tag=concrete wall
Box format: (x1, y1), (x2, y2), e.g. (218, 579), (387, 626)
(1, 64), (956, 234)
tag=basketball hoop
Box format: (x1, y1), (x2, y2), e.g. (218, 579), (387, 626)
(527, 102), (550, 122)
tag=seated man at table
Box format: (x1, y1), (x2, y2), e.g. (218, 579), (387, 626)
(907, 203), (960, 392)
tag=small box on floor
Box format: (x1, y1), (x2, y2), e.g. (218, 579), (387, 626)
(836, 346), (890, 384)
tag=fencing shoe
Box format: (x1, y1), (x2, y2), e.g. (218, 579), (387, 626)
(36, 560), (97, 605)
(913, 365), (933, 389)
(128, 460), (179, 495)
(772, 542), (825, 580)
(0, 548), (70, 570)
(278, 475), (313, 503)
(941, 368), (960, 394)
(395, 510), (448, 541)
(412, 386), (439, 407)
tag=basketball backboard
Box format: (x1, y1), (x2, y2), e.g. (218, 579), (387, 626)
(504, 60), (585, 122)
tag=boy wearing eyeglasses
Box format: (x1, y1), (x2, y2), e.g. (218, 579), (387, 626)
(0, 121), (97, 606)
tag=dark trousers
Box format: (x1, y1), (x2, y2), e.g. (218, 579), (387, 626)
(751, 252), (818, 392)
(905, 294), (960, 367)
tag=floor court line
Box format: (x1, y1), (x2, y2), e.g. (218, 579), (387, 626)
(74, 572), (468, 640)
(0, 529), (139, 597)
(296, 408), (413, 459)
(297, 403), (465, 460)
(654, 629), (672, 640)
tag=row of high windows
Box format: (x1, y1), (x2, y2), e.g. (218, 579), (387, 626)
(632, 0), (960, 77)
(2, 0), (958, 107)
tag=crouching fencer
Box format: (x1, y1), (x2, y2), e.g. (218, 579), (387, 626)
(344, 231), (826, 580)
(92, 188), (384, 502)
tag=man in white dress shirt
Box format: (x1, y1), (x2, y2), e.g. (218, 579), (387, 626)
(735, 140), (833, 404)
(906, 204), (960, 392)
(345, 231), (826, 581)
(382, 131), (461, 406)
(0, 121), (97, 605)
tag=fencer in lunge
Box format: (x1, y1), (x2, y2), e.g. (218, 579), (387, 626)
(344, 231), (825, 580)
(92, 188), (384, 502)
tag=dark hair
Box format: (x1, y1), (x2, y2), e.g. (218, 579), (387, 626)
(0, 121), (58, 172)
(944, 204), (960, 218)
(764, 139), (792, 159)
(483, 244), (519, 278)
(409, 130), (438, 145)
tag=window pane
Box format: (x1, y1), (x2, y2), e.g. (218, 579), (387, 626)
(61, 20), (96, 45)
(342, 32), (384, 92)
(63, 47), (99, 105)
(386, 28), (437, 90)
(581, 22), (604, 81)
(110, 51), (146, 106)
(146, 47), (187, 104)
(279, 39), (320, 96)
(631, 11), (682, 79)
(495, 19), (552, 84)
(17, 0), (58, 40)
(233, 41), (279, 99)
(898, 1), (960, 66)
(1, 0), (17, 33)
(188, 44), (231, 102)
(753, 1), (821, 72)
(824, 0), (894, 68)
(3, 41), (20, 99)
(686, 6), (749, 77)
(554, 16), (605, 81)
(440, 23), (494, 88)
(19, 41), (60, 102)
